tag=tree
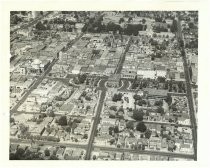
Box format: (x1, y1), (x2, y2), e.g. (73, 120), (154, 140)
(124, 24), (144, 36)
(10, 117), (15, 123)
(126, 121), (134, 130)
(114, 126), (119, 133)
(78, 74), (87, 84)
(49, 155), (59, 160)
(48, 111), (55, 117)
(153, 33), (157, 38)
(73, 118), (81, 123)
(170, 19), (178, 33)
(72, 122), (77, 130)
(165, 95), (172, 105)
(156, 107), (164, 115)
(136, 122), (147, 132)
(35, 21), (46, 30)
(46, 125), (52, 134)
(109, 114), (116, 119)
(93, 155), (97, 160)
(188, 22), (194, 29)
(154, 100), (163, 106)
(83, 134), (88, 139)
(142, 18), (146, 24)
(10, 11), (19, 16)
(109, 127), (114, 135)
(15, 148), (25, 158)
(10, 153), (18, 160)
(110, 106), (117, 111)
(133, 94), (141, 101)
(118, 107), (124, 113)
(133, 109), (144, 121)
(44, 149), (50, 156)
(86, 105), (91, 111)
(85, 95), (91, 101)
(112, 93), (123, 102)
(145, 129), (152, 139)
(81, 91), (87, 97)
(92, 49), (100, 55)
(180, 40), (184, 48)
(157, 76), (166, 83)
(128, 17), (133, 23)
(20, 11), (27, 15)
(189, 66), (192, 80)
(119, 18), (125, 24)
(106, 22), (122, 34)
(109, 139), (115, 145)
(66, 126), (71, 134)
(39, 113), (47, 118)
(137, 99), (147, 106)
(58, 116), (67, 126)
(19, 124), (28, 135)
(10, 15), (22, 25)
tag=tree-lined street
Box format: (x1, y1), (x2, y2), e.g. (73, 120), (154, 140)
(177, 17), (197, 160)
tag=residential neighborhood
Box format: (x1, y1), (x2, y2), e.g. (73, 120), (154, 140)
(10, 11), (198, 160)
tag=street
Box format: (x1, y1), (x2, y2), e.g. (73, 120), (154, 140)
(177, 17), (197, 160)
(10, 32), (85, 114)
(94, 146), (195, 159)
(85, 89), (107, 160)
(10, 138), (87, 149)
(114, 36), (132, 74)
(10, 58), (58, 114)
(9, 14), (197, 160)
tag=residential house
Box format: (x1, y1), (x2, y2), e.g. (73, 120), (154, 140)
(56, 148), (65, 159)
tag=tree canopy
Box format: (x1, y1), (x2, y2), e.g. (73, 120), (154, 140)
(170, 19), (178, 33)
(35, 21), (46, 30)
(126, 121), (134, 130)
(133, 109), (144, 121)
(145, 129), (152, 139)
(112, 93), (123, 102)
(136, 122), (147, 132)
(58, 116), (67, 126)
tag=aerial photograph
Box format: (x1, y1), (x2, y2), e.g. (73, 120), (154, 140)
(9, 11), (198, 160)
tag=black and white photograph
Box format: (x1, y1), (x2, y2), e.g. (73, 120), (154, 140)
(9, 10), (198, 161)
(1, 0), (210, 167)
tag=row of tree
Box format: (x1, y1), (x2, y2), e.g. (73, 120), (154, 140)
(82, 19), (147, 36)
(112, 93), (123, 102)
(10, 147), (59, 160)
(126, 121), (147, 133)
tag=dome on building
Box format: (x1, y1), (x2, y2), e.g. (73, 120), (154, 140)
(33, 59), (41, 65)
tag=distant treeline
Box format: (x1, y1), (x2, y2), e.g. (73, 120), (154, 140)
(82, 20), (147, 36)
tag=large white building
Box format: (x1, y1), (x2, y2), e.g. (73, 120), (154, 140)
(72, 65), (82, 74)
(137, 69), (166, 79)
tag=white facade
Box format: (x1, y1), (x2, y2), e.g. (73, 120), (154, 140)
(137, 70), (156, 79)
(72, 65), (81, 74)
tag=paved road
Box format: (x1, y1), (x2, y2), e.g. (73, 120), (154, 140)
(10, 58), (58, 114)
(177, 17), (197, 160)
(10, 138), (87, 149)
(10, 32), (85, 114)
(85, 89), (107, 160)
(142, 120), (192, 128)
(13, 110), (87, 119)
(10, 16), (197, 160)
(97, 79), (108, 91)
(118, 79), (130, 91)
(168, 92), (187, 96)
(114, 36), (132, 74)
(93, 146), (195, 159)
